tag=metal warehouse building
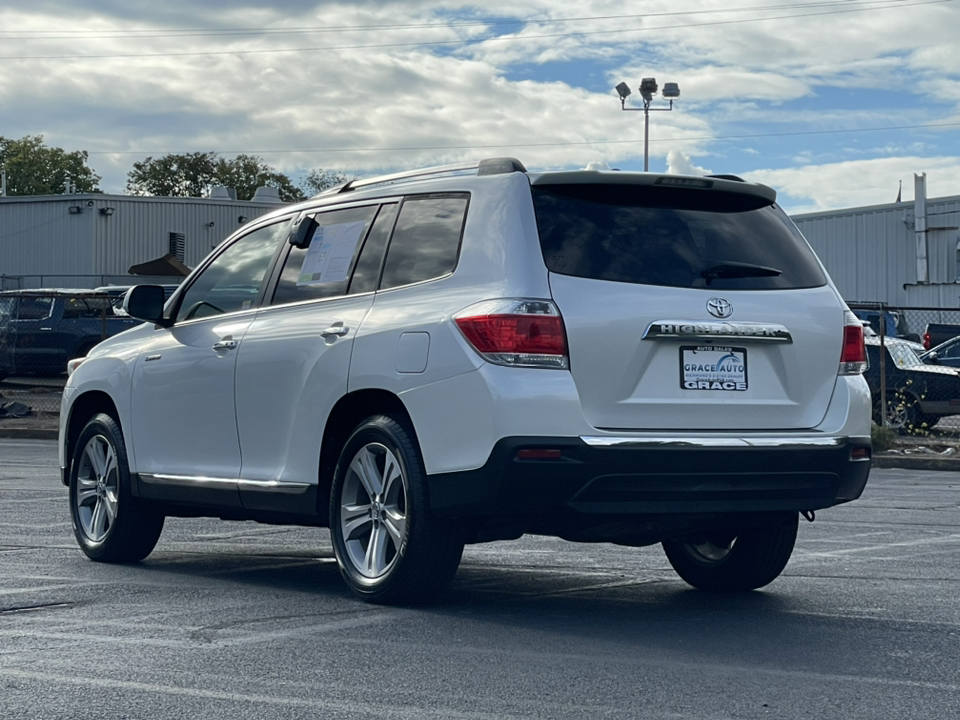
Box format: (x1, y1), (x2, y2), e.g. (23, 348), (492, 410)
(0, 190), (283, 289)
(793, 174), (960, 308)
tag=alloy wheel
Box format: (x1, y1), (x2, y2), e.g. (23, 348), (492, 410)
(338, 442), (408, 579)
(74, 434), (119, 542)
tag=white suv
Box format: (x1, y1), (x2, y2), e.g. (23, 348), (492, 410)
(59, 158), (872, 603)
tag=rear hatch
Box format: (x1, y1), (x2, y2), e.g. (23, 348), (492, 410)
(531, 173), (843, 431)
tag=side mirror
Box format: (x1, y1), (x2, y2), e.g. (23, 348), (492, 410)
(290, 215), (319, 249)
(927, 351), (940, 364)
(123, 285), (168, 325)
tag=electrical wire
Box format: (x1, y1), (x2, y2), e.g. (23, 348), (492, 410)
(0, 0), (950, 60)
(80, 121), (960, 157)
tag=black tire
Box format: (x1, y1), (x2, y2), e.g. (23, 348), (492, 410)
(662, 513), (799, 591)
(330, 414), (464, 604)
(68, 412), (164, 563)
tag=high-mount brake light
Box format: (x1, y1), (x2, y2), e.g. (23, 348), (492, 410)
(454, 299), (569, 369)
(840, 310), (867, 375)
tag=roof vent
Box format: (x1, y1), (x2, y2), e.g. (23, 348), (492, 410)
(209, 186), (236, 201)
(251, 186), (283, 204)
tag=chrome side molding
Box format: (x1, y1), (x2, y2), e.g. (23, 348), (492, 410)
(643, 320), (793, 343)
(140, 473), (311, 494)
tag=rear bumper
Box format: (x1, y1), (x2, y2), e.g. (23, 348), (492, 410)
(427, 434), (871, 517)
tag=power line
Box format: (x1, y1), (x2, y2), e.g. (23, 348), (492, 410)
(81, 121), (960, 157)
(0, 1), (911, 40)
(0, 0), (950, 60)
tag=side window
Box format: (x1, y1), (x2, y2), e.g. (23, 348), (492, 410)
(379, 195), (468, 290)
(271, 205), (378, 306)
(176, 221), (288, 322)
(17, 297), (54, 321)
(348, 203), (398, 295)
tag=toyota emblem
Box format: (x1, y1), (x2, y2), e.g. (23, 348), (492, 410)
(707, 297), (733, 318)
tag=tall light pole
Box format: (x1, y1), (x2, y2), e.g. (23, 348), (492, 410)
(616, 78), (680, 172)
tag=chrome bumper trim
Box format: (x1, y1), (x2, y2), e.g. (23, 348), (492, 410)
(580, 436), (846, 449)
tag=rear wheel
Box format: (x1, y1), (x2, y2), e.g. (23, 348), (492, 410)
(330, 414), (464, 604)
(662, 513), (799, 591)
(68, 413), (164, 562)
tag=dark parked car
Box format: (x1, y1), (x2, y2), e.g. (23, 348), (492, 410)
(921, 336), (960, 368)
(865, 336), (960, 431)
(0, 289), (142, 377)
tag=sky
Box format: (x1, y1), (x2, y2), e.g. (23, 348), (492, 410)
(1, 0), (958, 214)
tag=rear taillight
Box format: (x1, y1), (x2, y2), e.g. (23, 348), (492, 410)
(840, 310), (867, 375)
(454, 299), (568, 369)
(923, 332), (931, 350)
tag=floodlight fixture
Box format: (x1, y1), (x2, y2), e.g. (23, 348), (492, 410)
(639, 77), (659, 101)
(615, 76), (682, 172)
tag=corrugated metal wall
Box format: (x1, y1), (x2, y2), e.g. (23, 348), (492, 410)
(792, 195), (960, 307)
(1, 194), (279, 288)
(0, 198), (96, 279)
(92, 196), (278, 274)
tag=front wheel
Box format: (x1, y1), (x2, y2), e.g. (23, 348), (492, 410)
(330, 414), (464, 604)
(68, 413), (164, 562)
(662, 513), (799, 591)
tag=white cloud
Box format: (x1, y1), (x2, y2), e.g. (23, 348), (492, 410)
(746, 157), (960, 214)
(666, 150), (712, 176)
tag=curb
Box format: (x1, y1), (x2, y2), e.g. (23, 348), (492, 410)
(0, 428), (58, 440)
(871, 454), (960, 471)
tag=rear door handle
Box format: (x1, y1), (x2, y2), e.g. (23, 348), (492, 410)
(321, 324), (349, 338)
(212, 339), (238, 351)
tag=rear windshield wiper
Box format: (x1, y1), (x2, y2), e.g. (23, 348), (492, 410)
(699, 261), (782, 285)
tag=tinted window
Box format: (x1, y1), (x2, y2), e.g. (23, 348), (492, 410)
(176, 221), (288, 322)
(533, 184), (826, 290)
(380, 195), (468, 290)
(348, 203), (398, 295)
(272, 205), (378, 306)
(16, 297), (54, 320)
(62, 297), (115, 319)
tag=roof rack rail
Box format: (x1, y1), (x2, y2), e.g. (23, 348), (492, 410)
(331, 157), (527, 195)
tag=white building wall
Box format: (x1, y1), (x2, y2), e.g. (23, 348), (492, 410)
(0, 193), (280, 288)
(792, 194), (960, 308)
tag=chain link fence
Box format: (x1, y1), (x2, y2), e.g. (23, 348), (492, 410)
(0, 290), (139, 420)
(849, 302), (960, 435)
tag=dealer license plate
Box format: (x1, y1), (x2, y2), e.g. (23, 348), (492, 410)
(680, 346), (748, 391)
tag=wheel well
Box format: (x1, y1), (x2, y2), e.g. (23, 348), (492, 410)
(64, 391), (120, 485)
(316, 389), (411, 518)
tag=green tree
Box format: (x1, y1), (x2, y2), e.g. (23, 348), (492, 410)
(126, 152), (218, 197)
(300, 168), (348, 196)
(213, 154), (304, 202)
(126, 152), (306, 202)
(0, 135), (101, 195)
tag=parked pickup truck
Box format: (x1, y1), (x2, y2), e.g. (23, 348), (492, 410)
(923, 322), (960, 350)
(0, 289), (142, 378)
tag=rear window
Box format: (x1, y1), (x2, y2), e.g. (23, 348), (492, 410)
(533, 183), (826, 290)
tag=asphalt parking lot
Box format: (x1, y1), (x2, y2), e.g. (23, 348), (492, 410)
(1, 438), (958, 720)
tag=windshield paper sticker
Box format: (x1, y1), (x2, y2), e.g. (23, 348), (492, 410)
(681, 346), (747, 391)
(297, 220), (366, 286)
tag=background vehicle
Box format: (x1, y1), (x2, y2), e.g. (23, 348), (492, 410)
(922, 322), (960, 350)
(865, 336), (960, 431)
(59, 159), (872, 604)
(922, 336), (960, 368)
(0, 289), (140, 377)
